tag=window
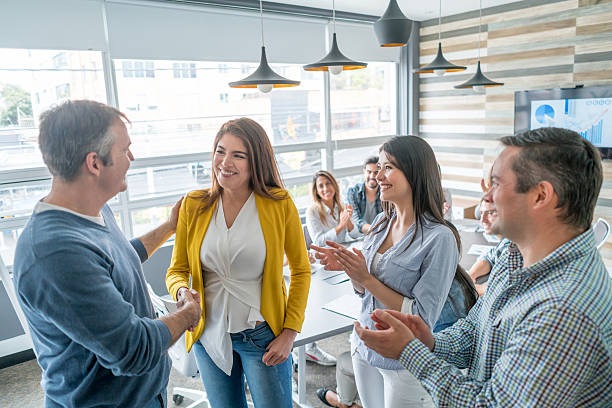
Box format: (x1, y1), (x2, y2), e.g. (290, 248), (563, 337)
(219, 93), (228, 103)
(330, 62), (396, 139)
(52, 52), (67, 68)
(55, 83), (70, 99)
(122, 61), (133, 78)
(173, 63), (196, 79)
(145, 61), (155, 78)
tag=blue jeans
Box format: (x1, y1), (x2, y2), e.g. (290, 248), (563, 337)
(192, 322), (293, 408)
(434, 278), (467, 333)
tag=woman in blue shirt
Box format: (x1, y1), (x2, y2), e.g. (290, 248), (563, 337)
(312, 136), (461, 408)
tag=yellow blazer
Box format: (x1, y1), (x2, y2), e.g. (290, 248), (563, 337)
(166, 189), (311, 352)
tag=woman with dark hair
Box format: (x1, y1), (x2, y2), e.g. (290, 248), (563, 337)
(312, 136), (461, 408)
(306, 170), (361, 247)
(166, 118), (311, 408)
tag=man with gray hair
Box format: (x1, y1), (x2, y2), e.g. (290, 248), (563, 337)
(13, 100), (201, 408)
(354, 127), (612, 407)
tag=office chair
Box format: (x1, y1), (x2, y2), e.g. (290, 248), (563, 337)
(0, 255), (33, 349)
(592, 218), (610, 250)
(303, 224), (312, 249)
(146, 284), (257, 408)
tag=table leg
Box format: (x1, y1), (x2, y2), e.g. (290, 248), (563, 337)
(298, 344), (306, 405)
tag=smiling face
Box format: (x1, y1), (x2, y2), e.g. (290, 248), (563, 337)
(376, 150), (411, 207)
(364, 163), (379, 190)
(483, 146), (529, 240)
(213, 132), (251, 194)
(315, 175), (336, 207)
(480, 200), (497, 234)
(98, 120), (133, 197)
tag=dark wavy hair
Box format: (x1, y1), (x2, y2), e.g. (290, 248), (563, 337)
(370, 136), (461, 253)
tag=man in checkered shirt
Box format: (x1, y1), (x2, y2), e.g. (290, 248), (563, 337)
(355, 127), (612, 407)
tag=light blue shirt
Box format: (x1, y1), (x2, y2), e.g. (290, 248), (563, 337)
(351, 212), (458, 370)
(306, 203), (361, 246)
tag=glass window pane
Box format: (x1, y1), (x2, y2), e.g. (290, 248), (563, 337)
(0, 49), (106, 171)
(131, 205), (173, 238)
(287, 182), (312, 211)
(330, 62), (396, 140)
(127, 161), (211, 201)
(0, 227), (23, 267)
(113, 59), (323, 159)
(0, 181), (51, 219)
(333, 145), (380, 170)
(276, 150), (322, 180)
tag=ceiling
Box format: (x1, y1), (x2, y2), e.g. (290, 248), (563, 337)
(267, 0), (526, 21)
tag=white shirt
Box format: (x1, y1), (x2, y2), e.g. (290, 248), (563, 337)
(199, 193), (266, 375)
(306, 203), (361, 247)
(34, 200), (105, 226)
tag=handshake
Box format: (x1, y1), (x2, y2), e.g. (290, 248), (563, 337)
(176, 287), (202, 332)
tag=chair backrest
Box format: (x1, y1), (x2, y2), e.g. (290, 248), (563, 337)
(0, 255), (33, 345)
(455, 264), (479, 313)
(593, 218), (610, 250)
(303, 224), (312, 249)
(146, 284), (199, 378)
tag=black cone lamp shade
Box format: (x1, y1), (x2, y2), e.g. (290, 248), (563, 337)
(304, 33), (367, 73)
(415, 42), (466, 74)
(374, 0), (413, 47)
(229, 46), (300, 92)
(454, 61), (503, 89)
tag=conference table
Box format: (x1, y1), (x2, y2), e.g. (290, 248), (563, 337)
(289, 221), (493, 407)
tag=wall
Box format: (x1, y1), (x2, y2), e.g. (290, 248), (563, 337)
(417, 0), (612, 265)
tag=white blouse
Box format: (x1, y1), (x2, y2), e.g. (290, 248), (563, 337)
(199, 193), (266, 375)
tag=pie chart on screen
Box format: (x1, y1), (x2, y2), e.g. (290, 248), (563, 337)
(535, 104), (555, 124)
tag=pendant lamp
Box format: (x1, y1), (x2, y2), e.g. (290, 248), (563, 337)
(374, 0), (412, 47)
(415, 0), (466, 76)
(229, 0), (299, 93)
(304, 0), (367, 74)
(454, 0), (502, 93)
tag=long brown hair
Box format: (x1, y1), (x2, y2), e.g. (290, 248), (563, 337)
(195, 117), (286, 211)
(311, 170), (344, 226)
(371, 136), (461, 253)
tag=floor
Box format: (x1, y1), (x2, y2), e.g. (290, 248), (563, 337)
(0, 333), (349, 408)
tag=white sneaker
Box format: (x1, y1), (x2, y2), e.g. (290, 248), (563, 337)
(305, 342), (336, 366)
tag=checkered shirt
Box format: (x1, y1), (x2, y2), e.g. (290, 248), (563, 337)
(399, 228), (612, 407)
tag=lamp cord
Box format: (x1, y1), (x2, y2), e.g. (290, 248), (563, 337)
(478, 0), (482, 59)
(260, 0), (264, 47)
(333, 0), (336, 34)
(438, 0), (441, 41)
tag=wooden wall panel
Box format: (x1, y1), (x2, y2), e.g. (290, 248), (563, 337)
(418, 0), (612, 266)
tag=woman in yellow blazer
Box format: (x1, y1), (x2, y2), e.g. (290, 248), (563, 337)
(166, 118), (311, 408)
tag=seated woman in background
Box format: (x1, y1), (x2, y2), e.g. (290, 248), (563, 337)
(166, 118), (311, 408)
(303, 170), (361, 366)
(312, 136), (460, 408)
(306, 170), (361, 247)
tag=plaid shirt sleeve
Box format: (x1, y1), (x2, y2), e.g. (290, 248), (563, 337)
(399, 305), (609, 407)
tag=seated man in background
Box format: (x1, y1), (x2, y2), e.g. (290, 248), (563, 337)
(468, 200), (506, 296)
(356, 127), (612, 407)
(13, 100), (201, 408)
(345, 156), (382, 234)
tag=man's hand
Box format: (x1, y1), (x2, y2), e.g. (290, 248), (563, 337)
(167, 197), (184, 234)
(372, 310), (434, 351)
(262, 328), (297, 366)
(354, 310), (415, 359)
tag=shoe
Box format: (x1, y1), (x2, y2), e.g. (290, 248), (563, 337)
(305, 343), (336, 366)
(316, 388), (335, 407)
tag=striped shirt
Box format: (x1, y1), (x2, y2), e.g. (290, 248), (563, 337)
(399, 228), (612, 407)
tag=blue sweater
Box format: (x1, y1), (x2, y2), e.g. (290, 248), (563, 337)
(13, 205), (171, 408)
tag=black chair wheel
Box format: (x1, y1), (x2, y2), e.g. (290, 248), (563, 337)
(172, 394), (184, 405)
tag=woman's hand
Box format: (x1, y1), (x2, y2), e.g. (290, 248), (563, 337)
(325, 241), (371, 286)
(310, 244), (344, 271)
(337, 204), (353, 230)
(262, 328), (297, 366)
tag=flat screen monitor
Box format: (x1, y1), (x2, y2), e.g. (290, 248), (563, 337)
(514, 85), (612, 158)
